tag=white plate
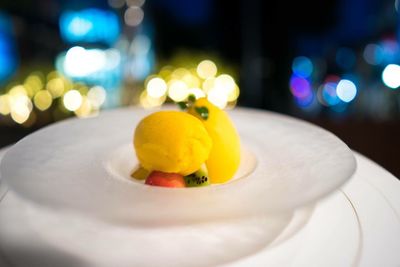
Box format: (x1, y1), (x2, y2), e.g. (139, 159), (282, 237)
(0, 190), (314, 267)
(0, 107), (356, 225)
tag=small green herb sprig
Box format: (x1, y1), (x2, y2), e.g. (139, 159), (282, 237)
(177, 94), (209, 120)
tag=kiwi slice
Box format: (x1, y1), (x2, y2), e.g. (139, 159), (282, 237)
(184, 167), (210, 187)
(131, 166), (150, 180)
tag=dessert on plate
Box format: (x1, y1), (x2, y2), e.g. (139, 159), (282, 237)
(132, 97), (241, 188)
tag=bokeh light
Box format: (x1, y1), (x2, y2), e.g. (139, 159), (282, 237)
(382, 64), (400, 89)
(363, 44), (384, 65)
(140, 91), (165, 108)
(9, 93), (32, 124)
(10, 105), (30, 124)
(336, 79), (357, 102)
(63, 46), (107, 77)
(380, 39), (399, 64)
(215, 74), (236, 95)
(87, 86), (106, 108)
(46, 78), (65, 98)
(59, 9), (120, 45)
(321, 82), (340, 106)
(33, 90), (53, 111)
(0, 69), (103, 126)
(74, 96), (93, 117)
(292, 56), (313, 78)
(0, 95), (11, 115)
(0, 13), (17, 82)
(202, 77), (216, 93)
(63, 90), (82, 111)
(146, 77), (167, 98)
(295, 90), (314, 108)
(227, 85), (240, 102)
(289, 75), (312, 99)
(168, 80), (188, 101)
(207, 88), (228, 109)
(124, 6), (144, 26)
(197, 60), (217, 79)
(130, 35), (151, 55)
(141, 58), (239, 109)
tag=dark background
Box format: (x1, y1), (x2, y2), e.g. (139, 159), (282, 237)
(0, 0), (399, 177)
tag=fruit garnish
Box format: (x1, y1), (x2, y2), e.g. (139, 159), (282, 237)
(194, 106), (209, 120)
(188, 98), (240, 184)
(130, 166), (150, 180)
(145, 171), (186, 188)
(184, 166), (210, 187)
(177, 94), (209, 120)
(134, 111), (212, 176)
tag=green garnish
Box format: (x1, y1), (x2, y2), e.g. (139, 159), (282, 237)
(177, 101), (188, 110)
(188, 94), (196, 103)
(175, 95), (209, 120)
(195, 106), (209, 120)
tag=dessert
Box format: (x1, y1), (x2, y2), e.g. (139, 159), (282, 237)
(188, 98), (241, 184)
(133, 97), (240, 187)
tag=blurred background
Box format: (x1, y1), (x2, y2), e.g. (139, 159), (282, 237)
(0, 0), (399, 177)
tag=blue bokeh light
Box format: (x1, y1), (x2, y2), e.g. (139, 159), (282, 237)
(322, 82), (341, 106)
(379, 39), (400, 64)
(292, 56), (313, 78)
(336, 79), (357, 102)
(60, 9), (120, 45)
(0, 12), (17, 83)
(294, 90), (314, 108)
(363, 43), (384, 65)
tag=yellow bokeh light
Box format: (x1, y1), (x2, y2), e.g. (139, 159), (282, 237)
(182, 73), (200, 88)
(146, 77), (167, 98)
(10, 103), (30, 124)
(74, 96), (93, 118)
(87, 86), (106, 108)
(227, 84), (240, 102)
(141, 58), (240, 110)
(24, 75), (43, 95)
(140, 90), (165, 108)
(46, 78), (65, 98)
(46, 70), (60, 81)
(63, 90), (82, 111)
(171, 68), (190, 79)
(62, 77), (73, 92)
(9, 85), (27, 97)
(168, 80), (188, 101)
(207, 88), (228, 109)
(215, 74), (236, 95)
(0, 95), (11, 115)
(197, 60), (217, 79)
(159, 66), (173, 79)
(9, 94), (33, 113)
(34, 90), (53, 111)
(202, 77), (216, 93)
(187, 88), (206, 99)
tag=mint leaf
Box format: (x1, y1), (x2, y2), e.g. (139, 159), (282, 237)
(195, 106), (209, 120)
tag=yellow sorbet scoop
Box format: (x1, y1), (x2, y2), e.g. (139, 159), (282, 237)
(134, 111), (212, 176)
(188, 98), (241, 184)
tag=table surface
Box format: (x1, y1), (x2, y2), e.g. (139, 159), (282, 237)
(0, 147), (400, 267)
